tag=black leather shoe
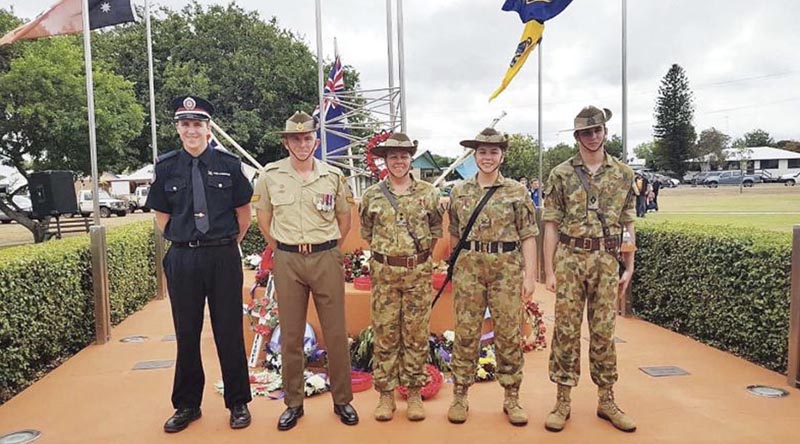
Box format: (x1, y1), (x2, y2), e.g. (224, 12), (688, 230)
(163, 407), (201, 433)
(333, 403), (359, 425)
(277, 406), (304, 431)
(230, 404), (251, 429)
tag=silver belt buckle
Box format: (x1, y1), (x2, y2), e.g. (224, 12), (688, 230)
(188, 240), (200, 248)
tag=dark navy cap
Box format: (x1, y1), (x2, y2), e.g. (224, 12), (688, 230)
(171, 95), (214, 121)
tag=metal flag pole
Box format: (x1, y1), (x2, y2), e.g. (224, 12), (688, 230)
(315, 0), (327, 162)
(145, 0), (166, 300)
(81, 0), (111, 344)
(396, 0), (407, 132)
(622, 0), (629, 163)
(385, 0), (396, 127)
(538, 40), (543, 187)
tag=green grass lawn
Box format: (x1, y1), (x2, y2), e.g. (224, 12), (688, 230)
(636, 184), (800, 233)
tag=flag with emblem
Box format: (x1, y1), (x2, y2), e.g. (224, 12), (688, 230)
(312, 54), (351, 160)
(0, 0), (136, 46)
(489, 0), (573, 101)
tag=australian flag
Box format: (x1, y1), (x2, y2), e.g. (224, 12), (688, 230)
(501, 0), (573, 24)
(313, 55), (350, 160)
(89, 0), (136, 30)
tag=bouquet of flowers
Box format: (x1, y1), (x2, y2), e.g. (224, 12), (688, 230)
(522, 300), (547, 352)
(304, 371), (329, 397)
(343, 249), (370, 282)
(428, 330), (455, 372)
(244, 294), (279, 339)
(476, 345), (497, 382)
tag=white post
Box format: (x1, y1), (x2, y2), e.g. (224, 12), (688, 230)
(537, 40), (543, 187)
(315, 0), (327, 161)
(396, 0), (407, 132)
(385, 0), (396, 128)
(622, 0), (629, 163)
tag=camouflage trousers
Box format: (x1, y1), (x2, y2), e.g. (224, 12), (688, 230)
(549, 244), (619, 387)
(370, 259), (433, 391)
(451, 250), (524, 388)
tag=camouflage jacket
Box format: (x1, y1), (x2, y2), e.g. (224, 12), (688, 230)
(448, 173), (538, 242)
(359, 176), (443, 256)
(543, 152), (635, 238)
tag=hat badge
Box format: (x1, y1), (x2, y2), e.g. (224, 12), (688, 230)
(295, 122), (306, 131)
(183, 97), (196, 110)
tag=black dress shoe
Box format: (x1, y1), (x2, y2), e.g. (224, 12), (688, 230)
(333, 403), (359, 425)
(230, 404), (251, 429)
(277, 406), (304, 431)
(163, 407), (201, 433)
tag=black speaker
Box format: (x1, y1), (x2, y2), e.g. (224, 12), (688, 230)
(28, 170), (78, 217)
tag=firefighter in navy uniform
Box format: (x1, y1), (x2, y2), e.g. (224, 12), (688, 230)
(146, 96), (253, 433)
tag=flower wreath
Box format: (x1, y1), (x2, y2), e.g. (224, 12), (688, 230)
(396, 364), (444, 400)
(521, 300), (547, 352)
(364, 131), (393, 179)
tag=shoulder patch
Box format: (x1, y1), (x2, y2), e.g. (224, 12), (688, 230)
(155, 150), (179, 163)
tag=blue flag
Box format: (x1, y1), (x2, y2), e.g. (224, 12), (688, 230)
(501, 0), (573, 23)
(313, 56), (350, 160)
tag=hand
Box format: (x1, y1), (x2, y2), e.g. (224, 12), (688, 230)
(522, 275), (536, 302)
(545, 272), (556, 293)
(618, 268), (633, 297)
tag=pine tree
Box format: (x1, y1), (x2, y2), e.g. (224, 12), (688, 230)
(653, 64), (696, 176)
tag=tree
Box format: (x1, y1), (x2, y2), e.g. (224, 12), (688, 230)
(652, 64), (696, 176)
(501, 133), (541, 181)
(776, 139), (800, 154)
(633, 140), (658, 169)
(695, 127), (730, 170)
(0, 38), (143, 242)
(605, 134), (623, 160)
(739, 129), (774, 147)
(543, 142), (577, 181)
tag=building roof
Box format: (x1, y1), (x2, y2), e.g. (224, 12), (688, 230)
(694, 146), (800, 162)
(411, 150), (442, 172)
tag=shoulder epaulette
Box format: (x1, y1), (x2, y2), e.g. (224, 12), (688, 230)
(155, 150), (179, 163)
(263, 162), (281, 172)
(215, 148), (240, 160)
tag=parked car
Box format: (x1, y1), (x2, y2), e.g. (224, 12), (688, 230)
(0, 195), (33, 224)
(126, 185), (151, 212)
(758, 170), (782, 183)
(703, 170), (761, 188)
(78, 190), (127, 218)
(651, 173), (680, 188)
(780, 171), (800, 186)
(691, 171), (714, 186)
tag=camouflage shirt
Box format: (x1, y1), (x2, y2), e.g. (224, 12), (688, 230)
(359, 175), (443, 256)
(448, 173), (538, 242)
(543, 152), (635, 238)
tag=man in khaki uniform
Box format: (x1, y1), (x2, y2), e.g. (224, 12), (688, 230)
(542, 105), (637, 433)
(359, 133), (443, 422)
(253, 111), (359, 431)
(446, 128), (538, 426)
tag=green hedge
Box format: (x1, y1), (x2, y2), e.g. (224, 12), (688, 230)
(0, 222), (157, 403)
(632, 223), (792, 373)
(241, 221), (266, 257)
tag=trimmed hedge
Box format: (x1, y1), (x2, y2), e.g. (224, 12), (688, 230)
(632, 223), (792, 373)
(241, 221), (266, 257)
(0, 222), (156, 403)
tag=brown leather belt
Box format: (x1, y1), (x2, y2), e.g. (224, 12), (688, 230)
(277, 240), (337, 254)
(372, 250), (430, 268)
(463, 241), (519, 253)
(559, 233), (619, 252)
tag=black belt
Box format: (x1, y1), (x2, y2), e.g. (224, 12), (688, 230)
(372, 251), (430, 268)
(463, 241), (518, 253)
(277, 240), (337, 254)
(172, 237), (235, 248)
(559, 233), (620, 252)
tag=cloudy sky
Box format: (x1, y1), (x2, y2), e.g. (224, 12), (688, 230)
(4, 0), (799, 158)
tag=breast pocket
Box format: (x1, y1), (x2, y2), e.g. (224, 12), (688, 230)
(164, 178), (187, 205)
(207, 174), (232, 197)
(270, 192), (295, 217)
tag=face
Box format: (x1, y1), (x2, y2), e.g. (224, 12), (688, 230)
(384, 149), (412, 178)
(283, 132), (319, 161)
(575, 125), (606, 152)
(519, 177), (528, 186)
(474, 144), (504, 174)
(531, 179), (539, 189)
(176, 119), (211, 152)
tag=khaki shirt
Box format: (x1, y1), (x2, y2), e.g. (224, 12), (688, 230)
(448, 173), (538, 242)
(253, 157), (352, 244)
(543, 152), (636, 238)
(359, 175), (443, 256)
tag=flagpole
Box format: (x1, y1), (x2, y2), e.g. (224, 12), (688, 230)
(385, 0), (396, 128)
(622, 0), (628, 163)
(81, 0), (111, 344)
(396, 0), (407, 132)
(537, 40), (543, 188)
(315, 0), (327, 162)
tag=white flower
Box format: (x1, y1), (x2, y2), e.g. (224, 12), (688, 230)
(443, 330), (455, 342)
(244, 254), (262, 268)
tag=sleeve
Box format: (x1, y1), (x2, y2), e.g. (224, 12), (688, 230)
(619, 177), (637, 223)
(145, 164), (171, 213)
(427, 187), (444, 239)
(231, 161), (254, 208)
(447, 188), (461, 238)
(334, 174), (353, 214)
(251, 172), (272, 212)
(358, 191), (373, 243)
(542, 170), (565, 224)
(514, 186), (539, 240)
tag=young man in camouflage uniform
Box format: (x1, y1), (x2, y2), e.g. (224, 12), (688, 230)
(446, 128), (538, 426)
(359, 133), (443, 422)
(542, 105), (637, 433)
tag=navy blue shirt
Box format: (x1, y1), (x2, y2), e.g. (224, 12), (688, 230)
(146, 146), (253, 243)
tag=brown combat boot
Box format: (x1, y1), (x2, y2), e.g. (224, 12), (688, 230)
(373, 391), (396, 422)
(597, 386), (636, 432)
(406, 387), (425, 421)
(544, 384), (571, 432)
(447, 385), (469, 424)
(502, 387), (528, 426)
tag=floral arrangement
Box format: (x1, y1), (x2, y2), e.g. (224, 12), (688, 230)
(215, 369), (329, 399)
(428, 330), (454, 372)
(396, 364), (444, 400)
(343, 249), (370, 283)
(304, 371), (329, 397)
(476, 345), (497, 381)
(522, 300), (547, 352)
(244, 293), (279, 338)
(349, 326), (374, 371)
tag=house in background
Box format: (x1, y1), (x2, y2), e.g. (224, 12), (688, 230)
(689, 146), (800, 176)
(411, 150), (443, 182)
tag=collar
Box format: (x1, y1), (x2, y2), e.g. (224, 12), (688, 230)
(570, 151), (613, 169)
(383, 173), (417, 193)
(468, 172), (507, 188)
(180, 144), (214, 166)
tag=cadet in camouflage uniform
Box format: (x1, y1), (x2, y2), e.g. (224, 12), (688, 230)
(359, 133), (443, 422)
(542, 106), (637, 433)
(446, 128), (538, 426)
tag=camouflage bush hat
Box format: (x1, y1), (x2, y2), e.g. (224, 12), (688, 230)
(573, 105), (612, 131)
(279, 111), (317, 135)
(372, 132), (419, 157)
(459, 127), (509, 150)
